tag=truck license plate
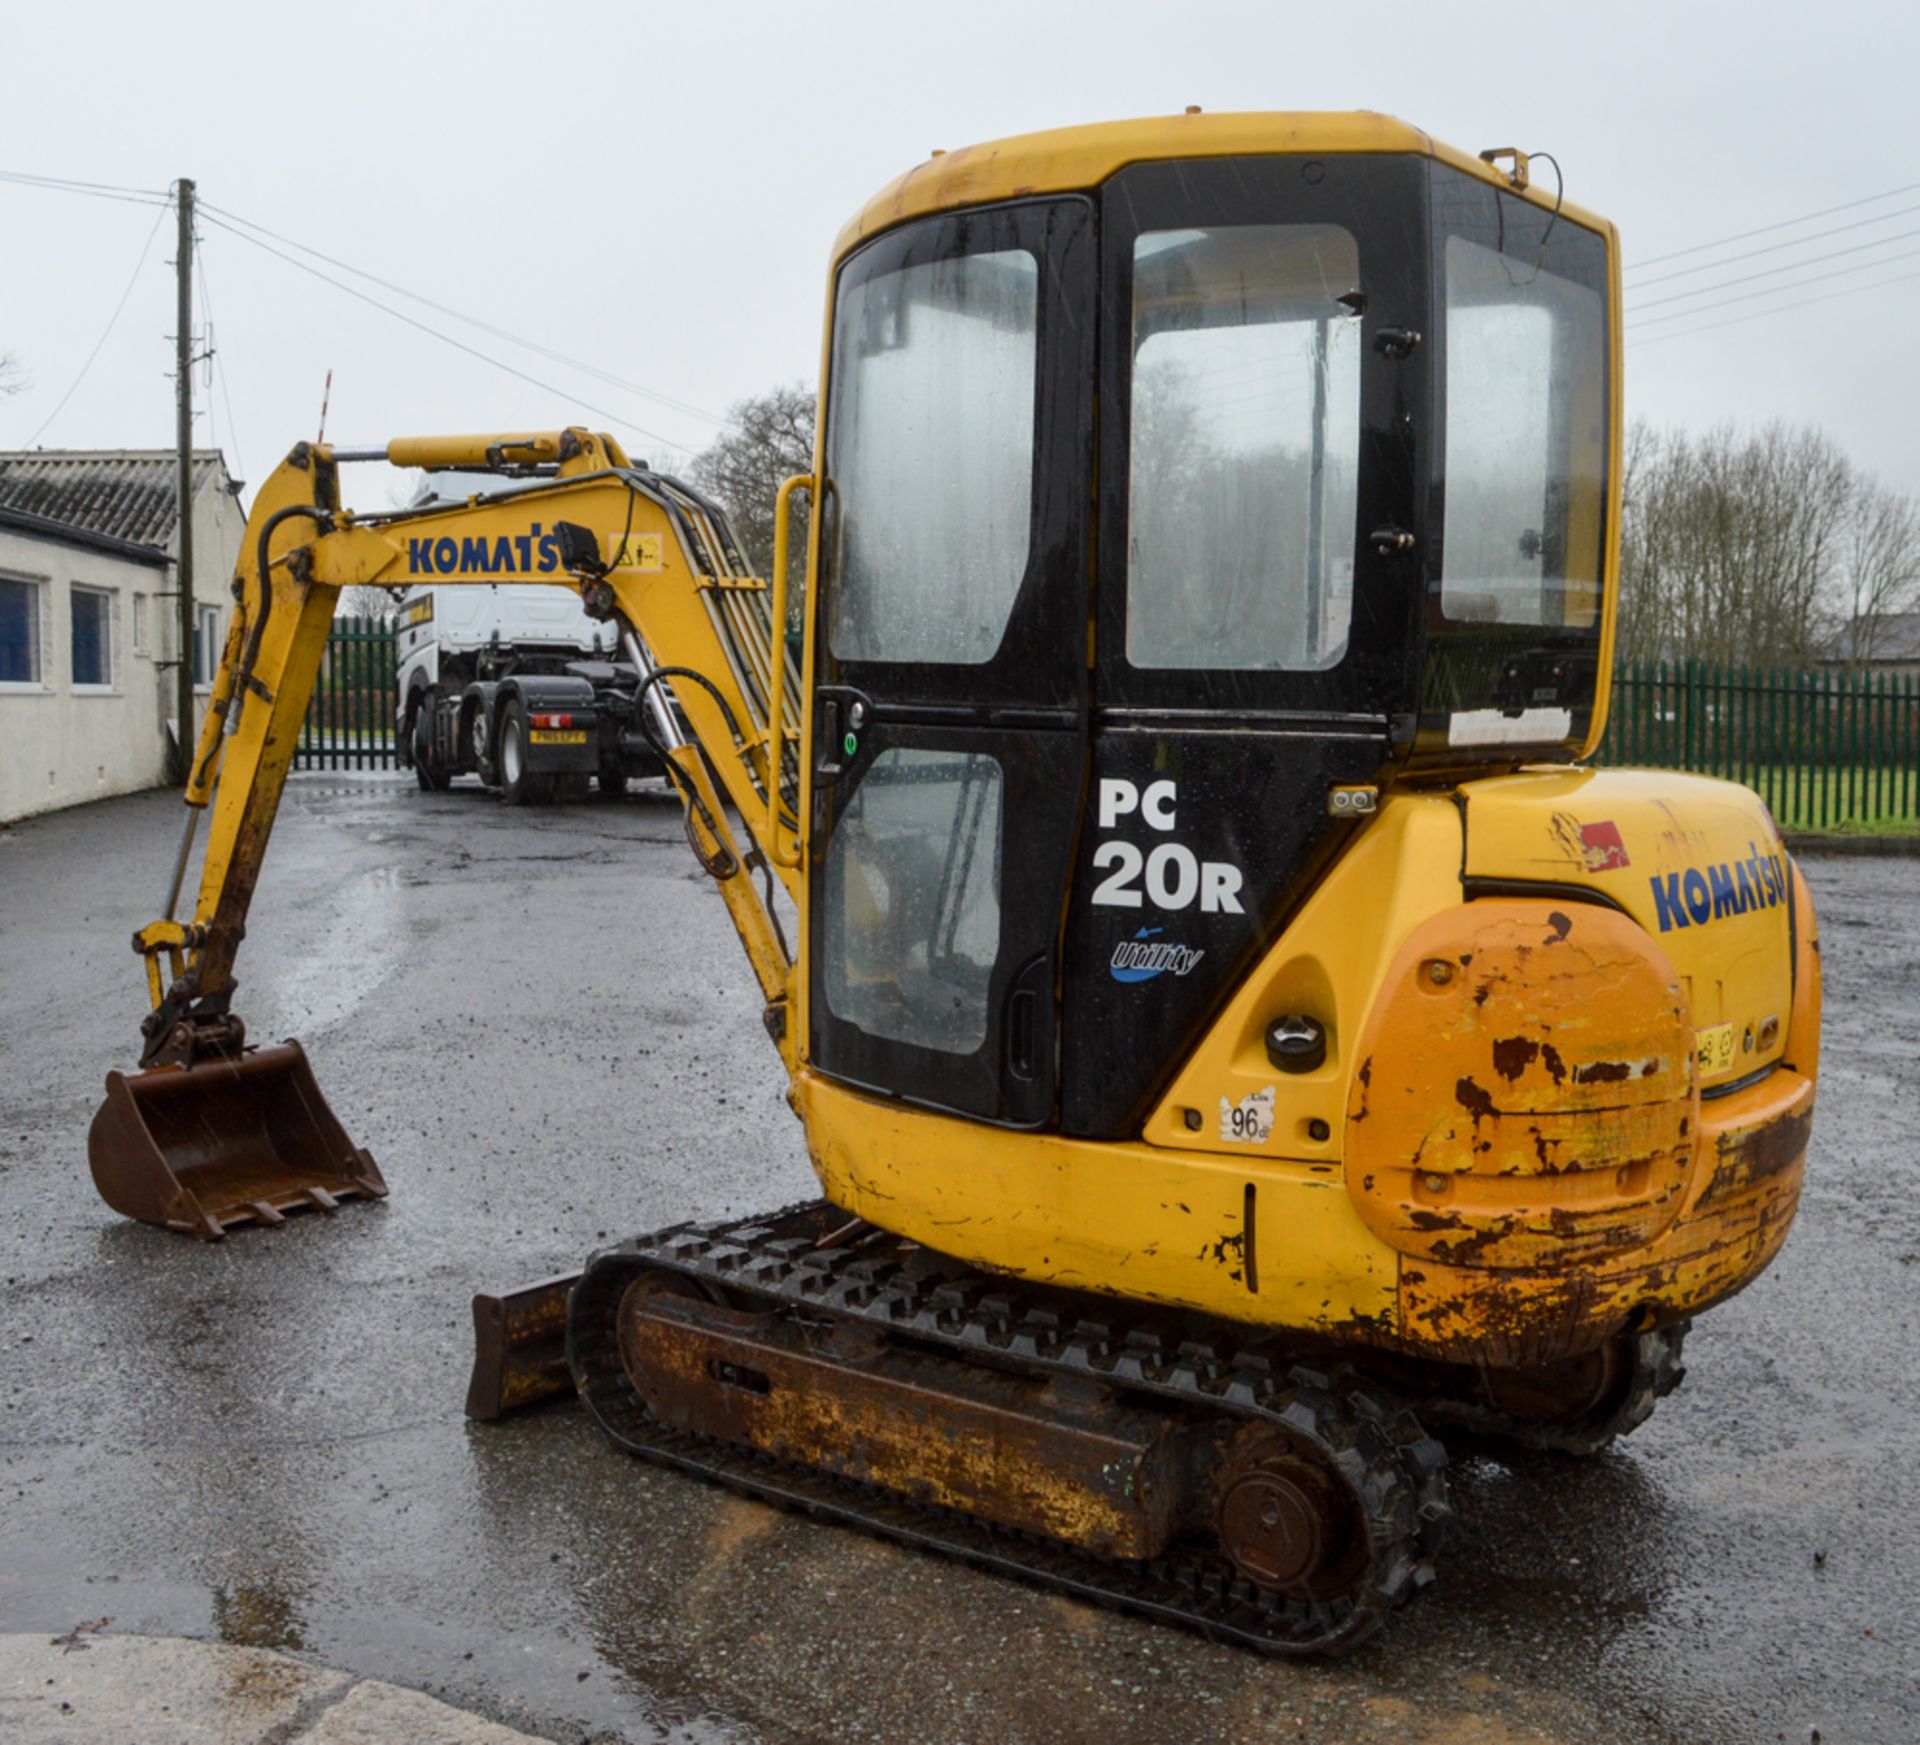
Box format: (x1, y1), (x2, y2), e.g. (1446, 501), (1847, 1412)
(1695, 1021), (1737, 1076)
(530, 730), (587, 746)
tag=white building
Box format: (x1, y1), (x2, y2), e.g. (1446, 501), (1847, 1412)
(0, 449), (247, 822)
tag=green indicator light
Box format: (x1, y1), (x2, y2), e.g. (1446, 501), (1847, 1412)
(843, 732), (858, 756)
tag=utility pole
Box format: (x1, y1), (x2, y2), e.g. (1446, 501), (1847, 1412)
(170, 177), (196, 785)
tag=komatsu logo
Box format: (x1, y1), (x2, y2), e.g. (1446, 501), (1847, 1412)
(407, 524), (565, 576)
(1109, 928), (1206, 983)
(1648, 842), (1788, 932)
(403, 525), (661, 576)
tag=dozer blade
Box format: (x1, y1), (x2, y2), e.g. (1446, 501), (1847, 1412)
(87, 1040), (386, 1240)
(465, 1274), (580, 1420)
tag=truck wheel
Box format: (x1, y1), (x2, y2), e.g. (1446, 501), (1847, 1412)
(597, 769), (629, 800)
(470, 708), (497, 787)
(498, 701), (554, 806)
(413, 697), (452, 792)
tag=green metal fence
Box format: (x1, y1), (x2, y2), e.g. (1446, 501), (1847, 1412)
(1597, 660), (1920, 833)
(295, 615), (398, 771)
(290, 620), (1916, 829)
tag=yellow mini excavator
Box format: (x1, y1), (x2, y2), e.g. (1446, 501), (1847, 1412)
(89, 114), (1820, 1654)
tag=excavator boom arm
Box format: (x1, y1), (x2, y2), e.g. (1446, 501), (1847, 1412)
(131, 428), (803, 1075)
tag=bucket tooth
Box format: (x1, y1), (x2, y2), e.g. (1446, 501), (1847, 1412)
(86, 1039), (386, 1240)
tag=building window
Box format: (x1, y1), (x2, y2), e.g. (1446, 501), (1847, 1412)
(71, 585), (114, 689)
(1, 576), (42, 684)
(132, 593), (149, 655)
(194, 604), (222, 685)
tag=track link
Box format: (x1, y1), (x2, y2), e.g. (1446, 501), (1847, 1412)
(568, 1203), (1453, 1658)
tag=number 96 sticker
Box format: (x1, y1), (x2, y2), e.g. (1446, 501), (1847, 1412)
(1695, 1021), (1737, 1076)
(1220, 1087), (1276, 1145)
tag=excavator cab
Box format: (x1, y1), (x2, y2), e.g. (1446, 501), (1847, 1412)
(804, 141), (1612, 1138)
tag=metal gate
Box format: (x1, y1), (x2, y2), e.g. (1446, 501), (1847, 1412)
(295, 615), (398, 771)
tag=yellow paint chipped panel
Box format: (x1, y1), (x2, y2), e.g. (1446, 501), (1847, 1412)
(1464, 768), (1795, 1087)
(797, 1071), (1397, 1334)
(1146, 794), (1465, 1159)
(1345, 901), (1695, 1271)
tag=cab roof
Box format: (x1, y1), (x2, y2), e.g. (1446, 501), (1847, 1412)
(832, 111), (1613, 263)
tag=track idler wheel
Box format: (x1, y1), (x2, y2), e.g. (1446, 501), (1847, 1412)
(1211, 1369), (1453, 1633)
(1216, 1427), (1369, 1601)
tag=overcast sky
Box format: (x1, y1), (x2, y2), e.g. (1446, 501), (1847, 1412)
(5, 0), (1918, 501)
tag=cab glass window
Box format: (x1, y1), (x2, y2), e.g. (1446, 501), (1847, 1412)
(1437, 204), (1608, 630)
(826, 245), (1039, 666)
(1126, 224), (1362, 671)
(819, 748), (1004, 1054)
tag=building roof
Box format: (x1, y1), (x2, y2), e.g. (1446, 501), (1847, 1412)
(1817, 611), (1920, 665)
(0, 502), (172, 567)
(0, 449), (234, 552)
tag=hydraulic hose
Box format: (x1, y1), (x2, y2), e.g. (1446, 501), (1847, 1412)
(229, 503), (334, 739)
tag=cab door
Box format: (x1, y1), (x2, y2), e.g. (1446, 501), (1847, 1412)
(1061, 154), (1431, 1137)
(807, 197), (1094, 1126)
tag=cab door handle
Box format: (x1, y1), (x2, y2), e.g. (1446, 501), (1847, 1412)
(1006, 988), (1038, 1082)
(813, 687), (874, 787)
(815, 698), (843, 779)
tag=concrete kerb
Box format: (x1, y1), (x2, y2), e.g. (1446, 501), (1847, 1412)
(0, 1632), (555, 1744)
(1782, 831), (1920, 857)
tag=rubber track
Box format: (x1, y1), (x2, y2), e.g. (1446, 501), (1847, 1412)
(568, 1203), (1454, 1658)
(1420, 1324), (1690, 1456)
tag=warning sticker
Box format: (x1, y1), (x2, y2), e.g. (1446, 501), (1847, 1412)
(608, 531), (664, 571)
(1219, 1086), (1276, 1145)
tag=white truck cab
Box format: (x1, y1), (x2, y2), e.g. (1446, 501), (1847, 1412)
(394, 581), (618, 700)
(393, 472), (661, 803)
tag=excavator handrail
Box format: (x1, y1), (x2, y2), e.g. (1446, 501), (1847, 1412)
(765, 471), (813, 869)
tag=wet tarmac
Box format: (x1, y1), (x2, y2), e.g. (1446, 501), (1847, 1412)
(1, 778), (1914, 1745)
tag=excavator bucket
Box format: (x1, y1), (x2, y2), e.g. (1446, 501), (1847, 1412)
(87, 1041), (386, 1240)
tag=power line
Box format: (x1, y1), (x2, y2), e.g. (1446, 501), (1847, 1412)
(1626, 178), (1920, 273)
(1626, 264), (1920, 349)
(198, 199), (725, 427)
(0, 168), (172, 209)
(23, 200), (170, 446)
(1629, 226), (1920, 315)
(197, 212), (688, 449)
(1627, 241), (1920, 329)
(1630, 200), (1920, 289)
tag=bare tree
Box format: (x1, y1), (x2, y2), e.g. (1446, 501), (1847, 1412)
(1614, 420), (1675, 664)
(1835, 482), (1920, 664)
(0, 353), (26, 399)
(691, 383), (816, 620)
(1616, 420), (1892, 667)
(339, 584), (401, 621)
